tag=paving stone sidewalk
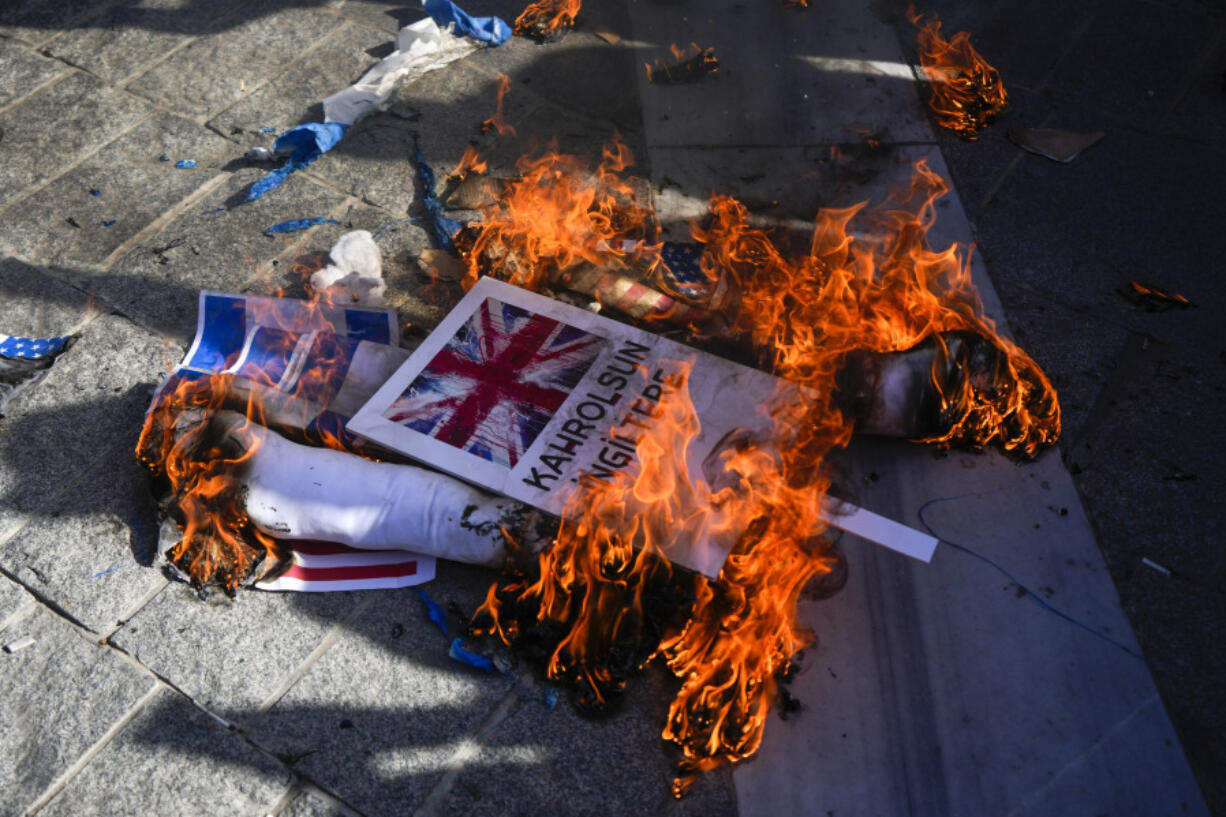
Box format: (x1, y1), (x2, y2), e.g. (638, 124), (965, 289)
(0, 1), (1219, 815)
(0, 2), (736, 815)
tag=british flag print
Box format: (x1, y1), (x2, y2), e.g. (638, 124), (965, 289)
(384, 298), (605, 468)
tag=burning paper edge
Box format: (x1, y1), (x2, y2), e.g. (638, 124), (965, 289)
(820, 498), (937, 562)
(349, 276), (938, 572)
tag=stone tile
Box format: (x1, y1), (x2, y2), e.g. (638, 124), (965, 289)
(0, 112), (236, 268)
(0, 256), (92, 337)
(243, 563), (511, 815)
(208, 21), (391, 148)
(0, 574), (34, 630)
(628, 0), (930, 148)
(1046, 0), (1218, 126)
(0, 37), (71, 108)
(0, 0), (109, 47)
(0, 449), (169, 635)
(334, 0), (421, 34)
(0, 604), (156, 816)
(110, 582), (364, 713)
(78, 170), (351, 343)
(309, 111), (426, 214)
(313, 61), (538, 212)
(0, 314), (170, 539)
(41, 0), (252, 84)
(126, 7), (345, 118)
(39, 687), (290, 817)
(434, 668), (738, 817)
(465, 28), (643, 132)
(279, 784), (363, 817)
(0, 72), (150, 210)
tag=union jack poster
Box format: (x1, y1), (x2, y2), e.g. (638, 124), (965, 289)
(381, 298), (605, 468)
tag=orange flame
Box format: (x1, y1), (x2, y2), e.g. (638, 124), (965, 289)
(136, 374), (278, 593)
(646, 43), (719, 84)
(458, 136), (655, 293)
(513, 0), (581, 39)
(136, 289), (369, 591)
(466, 140), (1059, 793)
(481, 74), (517, 137)
(448, 145), (489, 184)
(907, 6), (1007, 139)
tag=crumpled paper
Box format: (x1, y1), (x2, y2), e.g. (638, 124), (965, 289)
(310, 230), (387, 306)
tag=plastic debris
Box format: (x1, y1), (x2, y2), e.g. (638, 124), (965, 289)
(99, 220), (116, 227)
(175, 159), (197, 169)
(89, 188), (101, 197)
(418, 588), (450, 636)
(3, 636), (35, 654)
(425, 0), (511, 46)
(159, 154), (170, 162)
(245, 4), (506, 203)
(260, 125), (276, 133)
(310, 230), (386, 306)
(1007, 128), (1104, 163)
(246, 123), (348, 202)
(449, 637), (497, 673)
(1141, 557), (1172, 576)
(413, 133), (462, 252)
(263, 217), (341, 235)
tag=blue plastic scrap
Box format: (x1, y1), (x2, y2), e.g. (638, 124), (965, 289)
(449, 638), (496, 673)
(425, 0), (511, 46)
(413, 133), (462, 252)
(418, 588), (449, 637)
(175, 159), (196, 169)
(263, 217), (340, 235)
(245, 122), (348, 203)
(99, 220), (116, 227)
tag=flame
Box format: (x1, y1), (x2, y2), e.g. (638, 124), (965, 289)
(448, 145), (489, 184)
(465, 139), (1059, 792)
(907, 5), (1007, 139)
(646, 43), (719, 84)
(513, 0), (581, 39)
(136, 374), (279, 593)
(458, 136), (655, 293)
(481, 74), (517, 137)
(136, 286), (368, 591)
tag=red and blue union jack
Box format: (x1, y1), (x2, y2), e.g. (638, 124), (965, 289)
(384, 298), (605, 467)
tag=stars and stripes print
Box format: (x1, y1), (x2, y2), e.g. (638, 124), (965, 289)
(0, 333), (72, 360)
(658, 241), (718, 303)
(384, 298), (605, 468)
(257, 541), (435, 592)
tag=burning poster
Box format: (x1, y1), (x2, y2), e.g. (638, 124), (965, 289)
(145, 291), (440, 592)
(348, 277), (936, 577)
